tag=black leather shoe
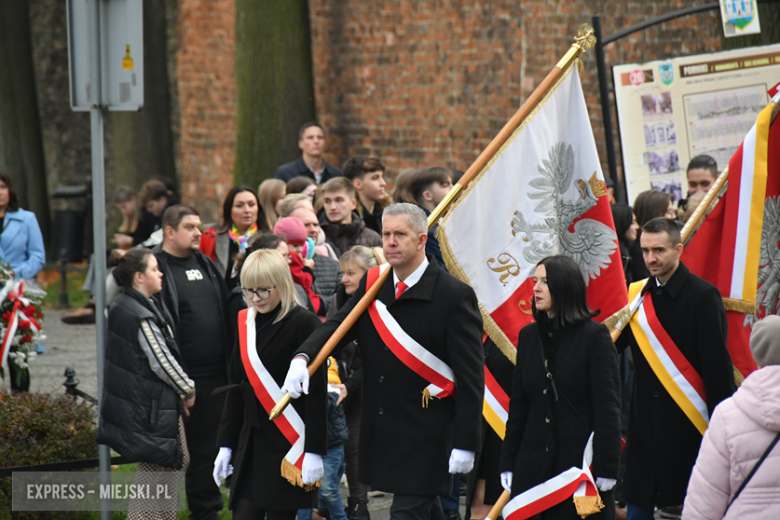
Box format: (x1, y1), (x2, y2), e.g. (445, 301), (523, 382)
(444, 510), (461, 520)
(347, 497), (370, 520)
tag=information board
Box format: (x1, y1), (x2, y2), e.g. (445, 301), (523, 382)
(613, 44), (780, 203)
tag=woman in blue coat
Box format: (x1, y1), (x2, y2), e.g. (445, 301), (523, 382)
(0, 171), (45, 280)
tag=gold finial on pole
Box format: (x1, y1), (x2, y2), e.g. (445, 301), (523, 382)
(557, 23), (596, 70)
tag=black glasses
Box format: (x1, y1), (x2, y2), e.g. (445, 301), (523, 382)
(241, 286), (276, 300)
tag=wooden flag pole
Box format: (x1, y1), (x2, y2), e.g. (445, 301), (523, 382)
(270, 23), (597, 421)
(485, 490), (511, 520)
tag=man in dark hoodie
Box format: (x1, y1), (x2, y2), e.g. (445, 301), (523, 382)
(152, 205), (229, 520)
(318, 177), (382, 258)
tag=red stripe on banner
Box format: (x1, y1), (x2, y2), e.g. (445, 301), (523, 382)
(238, 309), (301, 447)
(505, 474), (591, 520)
(718, 143), (745, 295)
(642, 297), (706, 399)
(489, 278), (536, 347)
(485, 366), (509, 411)
(368, 303), (456, 397)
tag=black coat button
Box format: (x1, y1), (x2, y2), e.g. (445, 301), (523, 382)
(378, 408), (384, 415)
(379, 376), (384, 382)
(653, 391), (660, 398)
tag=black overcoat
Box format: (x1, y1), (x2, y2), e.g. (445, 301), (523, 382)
(616, 262), (735, 507)
(216, 305), (328, 510)
(466, 338), (514, 516)
(296, 256), (485, 496)
(499, 319), (622, 520)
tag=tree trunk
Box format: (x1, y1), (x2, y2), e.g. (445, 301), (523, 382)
(105, 0), (178, 210)
(234, 0), (316, 187)
(0, 1), (51, 245)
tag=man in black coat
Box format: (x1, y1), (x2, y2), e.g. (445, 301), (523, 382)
(152, 205), (230, 520)
(616, 217), (735, 520)
(284, 203), (485, 520)
(274, 122), (343, 184)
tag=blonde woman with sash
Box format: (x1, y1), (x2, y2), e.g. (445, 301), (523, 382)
(213, 249), (327, 520)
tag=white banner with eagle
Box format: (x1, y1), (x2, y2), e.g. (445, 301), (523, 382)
(437, 66), (628, 361)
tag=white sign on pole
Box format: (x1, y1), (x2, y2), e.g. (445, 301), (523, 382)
(613, 44), (780, 204)
(67, 0), (144, 111)
(719, 0), (762, 38)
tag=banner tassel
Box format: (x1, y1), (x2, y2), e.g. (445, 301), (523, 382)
(280, 458), (321, 491)
(573, 493), (604, 518)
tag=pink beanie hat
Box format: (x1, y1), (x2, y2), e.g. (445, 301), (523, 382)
(274, 217), (307, 245)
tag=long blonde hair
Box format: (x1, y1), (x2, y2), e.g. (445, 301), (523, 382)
(240, 249), (296, 323)
(258, 179), (286, 231)
(113, 185), (139, 234)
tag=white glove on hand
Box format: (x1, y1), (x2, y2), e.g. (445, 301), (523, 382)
(500, 471), (513, 493)
(213, 447), (232, 487)
(301, 452), (324, 485)
(448, 448), (475, 474)
(595, 477), (616, 492)
(283, 357), (310, 399)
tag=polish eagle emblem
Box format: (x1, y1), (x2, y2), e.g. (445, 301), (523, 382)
(746, 196), (780, 326)
(510, 142), (617, 285)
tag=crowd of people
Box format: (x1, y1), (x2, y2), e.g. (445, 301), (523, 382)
(89, 117), (778, 520)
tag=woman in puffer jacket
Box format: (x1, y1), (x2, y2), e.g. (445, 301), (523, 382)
(683, 315), (780, 520)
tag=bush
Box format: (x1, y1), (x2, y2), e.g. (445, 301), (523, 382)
(0, 390), (98, 520)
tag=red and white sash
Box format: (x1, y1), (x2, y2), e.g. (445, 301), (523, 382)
(627, 280), (709, 435)
(237, 307), (313, 488)
(483, 365), (509, 440)
(502, 433), (602, 520)
(365, 264), (456, 404)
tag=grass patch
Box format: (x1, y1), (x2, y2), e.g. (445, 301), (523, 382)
(39, 267), (90, 310)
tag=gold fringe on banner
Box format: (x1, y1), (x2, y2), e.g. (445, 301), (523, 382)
(573, 493), (605, 518)
(602, 303), (633, 336)
(722, 297), (756, 314)
(280, 458), (321, 491)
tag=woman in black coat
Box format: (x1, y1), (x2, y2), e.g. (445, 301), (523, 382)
(499, 255), (622, 520)
(214, 249), (327, 520)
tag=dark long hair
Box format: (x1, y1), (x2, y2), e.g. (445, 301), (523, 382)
(611, 204), (634, 252)
(219, 185), (266, 233)
(532, 255), (598, 329)
(0, 170), (20, 212)
(112, 248), (153, 289)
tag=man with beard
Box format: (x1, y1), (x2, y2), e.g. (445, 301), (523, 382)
(153, 205), (230, 520)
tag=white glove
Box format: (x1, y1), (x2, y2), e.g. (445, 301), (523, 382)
(213, 447), (233, 487)
(283, 357), (310, 399)
(448, 448), (475, 474)
(500, 471), (513, 493)
(595, 477), (616, 492)
(301, 452), (324, 485)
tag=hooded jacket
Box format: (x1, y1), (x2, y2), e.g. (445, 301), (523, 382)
(683, 365), (780, 520)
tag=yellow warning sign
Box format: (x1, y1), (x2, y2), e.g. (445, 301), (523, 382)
(122, 45), (133, 70)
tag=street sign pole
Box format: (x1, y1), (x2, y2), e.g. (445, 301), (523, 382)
(87, 2), (110, 519)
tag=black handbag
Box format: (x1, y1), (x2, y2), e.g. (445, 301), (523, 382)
(723, 430), (780, 515)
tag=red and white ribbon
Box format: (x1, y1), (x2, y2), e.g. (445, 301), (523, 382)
(503, 433), (599, 520)
(238, 308), (306, 472)
(366, 264), (456, 399)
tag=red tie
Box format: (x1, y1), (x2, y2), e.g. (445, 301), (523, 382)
(396, 281), (408, 299)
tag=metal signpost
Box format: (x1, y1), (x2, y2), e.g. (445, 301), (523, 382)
(66, 1), (143, 517)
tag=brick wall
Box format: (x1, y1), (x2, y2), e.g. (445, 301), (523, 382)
(177, 0), (236, 224)
(174, 1), (725, 211)
(307, 0), (724, 184)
